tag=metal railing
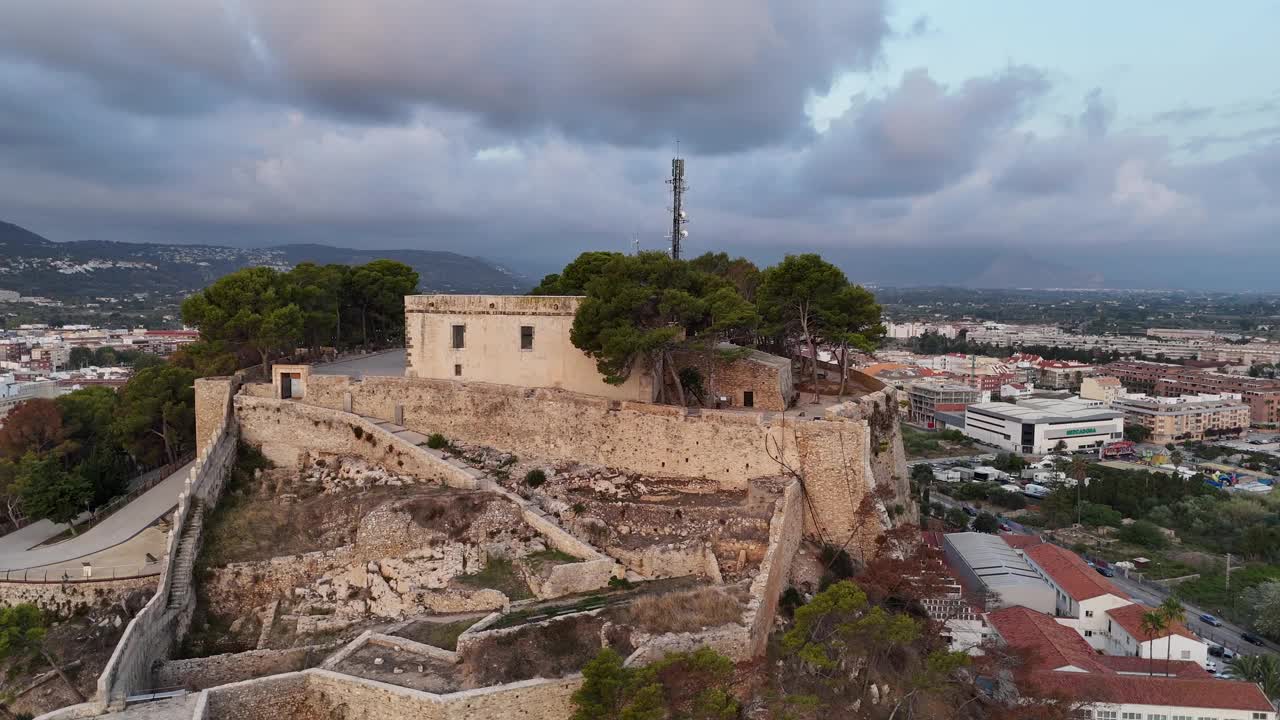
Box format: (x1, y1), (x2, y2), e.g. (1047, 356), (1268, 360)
(0, 562), (161, 583)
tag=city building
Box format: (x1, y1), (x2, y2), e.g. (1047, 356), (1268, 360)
(1104, 360), (1280, 425)
(1104, 602), (1207, 666)
(962, 397), (1124, 454)
(906, 380), (981, 427)
(940, 532), (1057, 614)
(989, 606), (1274, 720)
(1112, 392), (1250, 443)
(1037, 361), (1097, 390)
(1080, 376), (1124, 406)
(1021, 543), (1133, 652)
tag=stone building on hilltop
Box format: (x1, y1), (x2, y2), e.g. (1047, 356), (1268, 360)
(405, 294), (794, 410)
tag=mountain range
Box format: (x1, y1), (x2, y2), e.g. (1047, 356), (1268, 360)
(0, 221), (529, 303)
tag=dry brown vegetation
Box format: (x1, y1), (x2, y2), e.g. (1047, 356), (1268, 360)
(622, 587), (744, 634)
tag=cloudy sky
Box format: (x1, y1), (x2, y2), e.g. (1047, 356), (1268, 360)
(1, 1), (1277, 288)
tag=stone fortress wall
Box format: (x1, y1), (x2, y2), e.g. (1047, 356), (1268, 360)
(290, 371), (911, 554)
(93, 374), (243, 712)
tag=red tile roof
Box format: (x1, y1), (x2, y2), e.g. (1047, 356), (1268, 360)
(1096, 656), (1208, 677)
(987, 606), (1109, 673)
(1026, 671), (1276, 713)
(1105, 602), (1198, 643)
(1000, 533), (1043, 550)
(1023, 543), (1128, 602)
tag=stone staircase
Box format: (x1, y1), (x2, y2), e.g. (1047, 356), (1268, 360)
(166, 501), (204, 610)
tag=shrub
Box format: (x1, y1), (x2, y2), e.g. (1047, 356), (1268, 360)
(973, 511), (1000, 534)
(426, 433), (448, 450)
(525, 469), (547, 487)
(1117, 519), (1169, 549)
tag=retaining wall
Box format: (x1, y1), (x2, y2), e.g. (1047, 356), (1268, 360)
(194, 669), (580, 720)
(234, 396), (478, 489)
(0, 576), (155, 616)
(155, 645), (334, 692)
(288, 373), (909, 555)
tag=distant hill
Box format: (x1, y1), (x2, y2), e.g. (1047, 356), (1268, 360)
(0, 221), (529, 303)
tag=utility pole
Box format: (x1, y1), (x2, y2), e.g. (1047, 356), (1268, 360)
(666, 151), (687, 259)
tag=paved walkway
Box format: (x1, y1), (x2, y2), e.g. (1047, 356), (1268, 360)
(311, 349), (405, 378)
(0, 460), (193, 572)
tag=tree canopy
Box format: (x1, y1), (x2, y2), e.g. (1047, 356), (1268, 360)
(181, 260), (419, 372)
(540, 250), (883, 405)
(565, 251), (757, 404)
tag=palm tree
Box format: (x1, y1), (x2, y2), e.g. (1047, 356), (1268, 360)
(1140, 611), (1167, 677)
(1158, 597), (1184, 676)
(1228, 654), (1280, 699)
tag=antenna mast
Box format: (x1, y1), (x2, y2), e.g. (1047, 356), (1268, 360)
(666, 144), (688, 259)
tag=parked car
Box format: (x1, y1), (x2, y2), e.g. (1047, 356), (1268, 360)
(999, 522), (1013, 532)
(1200, 613), (1223, 627)
(1241, 632), (1266, 646)
(1095, 566), (1115, 577)
(963, 506), (978, 517)
(1207, 644), (1224, 657)
(1221, 646), (1235, 660)
(1205, 660), (1218, 672)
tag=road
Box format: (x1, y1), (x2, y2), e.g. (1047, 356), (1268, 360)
(1108, 569), (1279, 658)
(311, 349), (405, 378)
(0, 460), (193, 572)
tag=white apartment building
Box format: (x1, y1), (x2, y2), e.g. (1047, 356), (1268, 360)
(963, 397), (1124, 454)
(1022, 543), (1134, 651)
(1112, 392), (1251, 444)
(1081, 376), (1125, 406)
(1104, 602), (1208, 667)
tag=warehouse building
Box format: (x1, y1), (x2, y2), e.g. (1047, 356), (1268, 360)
(941, 532), (1056, 614)
(962, 397), (1124, 454)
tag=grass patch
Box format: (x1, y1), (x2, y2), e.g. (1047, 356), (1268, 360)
(622, 587), (743, 634)
(455, 558), (532, 600)
(901, 424), (974, 459)
(523, 549), (578, 572)
(1175, 563), (1280, 620)
(396, 618), (479, 651)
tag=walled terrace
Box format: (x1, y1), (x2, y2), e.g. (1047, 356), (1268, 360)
(179, 452), (597, 671)
(449, 439), (785, 583)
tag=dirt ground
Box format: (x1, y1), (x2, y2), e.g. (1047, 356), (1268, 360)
(333, 644), (460, 694)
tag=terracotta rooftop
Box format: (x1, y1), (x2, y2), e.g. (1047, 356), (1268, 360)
(1026, 671), (1276, 713)
(987, 606), (1109, 674)
(1105, 602), (1199, 643)
(1023, 543), (1128, 602)
(1000, 533), (1043, 550)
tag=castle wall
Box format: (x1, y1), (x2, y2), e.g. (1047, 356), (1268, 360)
(0, 575), (155, 616)
(670, 344), (795, 411)
(288, 373), (908, 555)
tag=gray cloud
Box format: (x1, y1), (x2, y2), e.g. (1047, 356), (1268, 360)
(804, 66), (1049, 197)
(0, 4), (1278, 289)
(0, 0), (889, 153)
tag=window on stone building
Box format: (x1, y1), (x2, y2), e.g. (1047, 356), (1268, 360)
(452, 324), (466, 349)
(743, 391), (754, 408)
(520, 325), (534, 350)
(454, 363), (462, 376)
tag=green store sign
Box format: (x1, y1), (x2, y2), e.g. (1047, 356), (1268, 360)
(1065, 428), (1097, 436)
